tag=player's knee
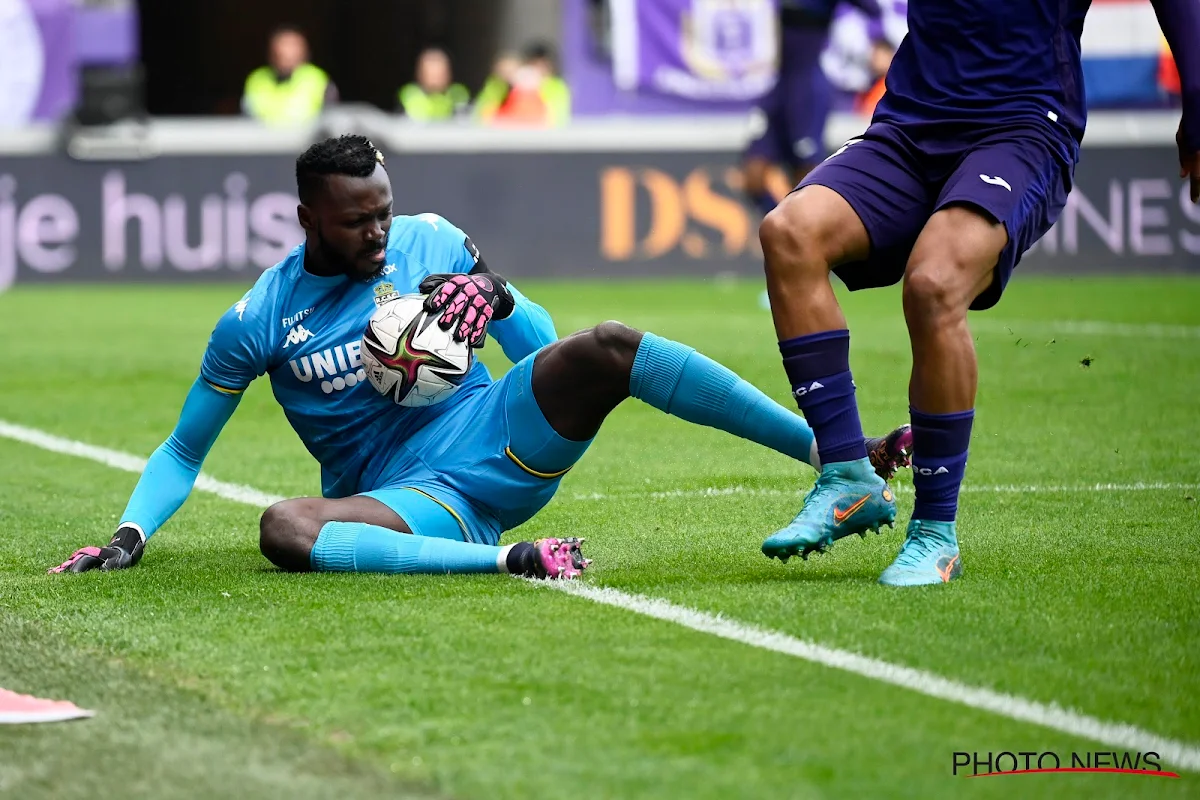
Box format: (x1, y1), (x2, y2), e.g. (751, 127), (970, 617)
(759, 196), (828, 279)
(259, 500), (314, 571)
(902, 263), (968, 325)
(586, 321), (643, 377)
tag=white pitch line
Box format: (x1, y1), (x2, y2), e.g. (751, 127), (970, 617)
(3, 418), (1199, 771)
(980, 319), (1200, 339)
(545, 582), (1200, 771)
(570, 481), (1200, 502)
(0, 420), (285, 508)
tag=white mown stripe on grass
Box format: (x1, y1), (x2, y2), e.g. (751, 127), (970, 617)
(3, 418), (1199, 771)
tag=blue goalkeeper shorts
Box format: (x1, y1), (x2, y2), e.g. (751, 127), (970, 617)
(359, 351), (593, 545)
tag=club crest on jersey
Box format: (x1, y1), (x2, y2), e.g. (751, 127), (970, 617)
(374, 282), (400, 306)
(282, 324), (316, 348)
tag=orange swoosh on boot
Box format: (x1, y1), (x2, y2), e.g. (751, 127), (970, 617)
(832, 494), (872, 524)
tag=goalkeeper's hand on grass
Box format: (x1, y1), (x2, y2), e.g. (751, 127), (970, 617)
(48, 525), (145, 573)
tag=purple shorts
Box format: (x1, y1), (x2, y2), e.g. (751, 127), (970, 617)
(799, 122), (1073, 309)
(744, 28), (832, 170)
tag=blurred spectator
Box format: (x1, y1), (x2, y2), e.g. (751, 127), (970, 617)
(242, 25), (337, 126)
(856, 40), (896, 116)
(478, 42), (571, 127)
(398, 47), (469, 121)
(474, 53), (521, 118)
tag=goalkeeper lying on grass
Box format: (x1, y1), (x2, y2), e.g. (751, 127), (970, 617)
(52, 135), (911, 580)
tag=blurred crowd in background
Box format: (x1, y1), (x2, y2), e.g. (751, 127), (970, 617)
(241, 25), (570, 127)
(0, 0), (1185, 131)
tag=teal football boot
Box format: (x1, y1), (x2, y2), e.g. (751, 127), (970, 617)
(878, 520), (962, 586)
(762, 457), (897, 562)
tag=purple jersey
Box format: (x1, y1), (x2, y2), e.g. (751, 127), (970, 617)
(875, 0), (1091, 150)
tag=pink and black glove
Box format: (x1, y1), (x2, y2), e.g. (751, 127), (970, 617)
(48, 525), (145, 573)
(418, 272), (515, 347)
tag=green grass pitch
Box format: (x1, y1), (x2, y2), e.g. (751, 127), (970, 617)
(0, 277), (1198, 799)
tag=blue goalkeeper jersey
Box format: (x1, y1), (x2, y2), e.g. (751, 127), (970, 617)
(120, 213), (557, 537)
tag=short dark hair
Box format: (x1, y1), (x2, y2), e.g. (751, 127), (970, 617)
(295, 135), (384, 205)
(522, 41), (556, 63)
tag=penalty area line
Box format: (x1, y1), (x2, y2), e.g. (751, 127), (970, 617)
(3, 418), (1199, 771)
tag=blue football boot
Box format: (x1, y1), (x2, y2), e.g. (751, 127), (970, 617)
(762, 457), (897, 562)
(878, 520), (962, 586)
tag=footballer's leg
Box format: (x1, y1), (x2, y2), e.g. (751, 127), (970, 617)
(529, 323), (912, 479)
(757, 129), (933, 560)
(742, 81), (789, 217)
(259, 494), (586, 579)
(880, 131), (1070, 586)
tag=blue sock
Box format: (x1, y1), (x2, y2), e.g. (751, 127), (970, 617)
(629, 332), (817, 465)
(910, 407), (974, 522)
(779, 330), (867, 465)
(311, 522), (503, 574)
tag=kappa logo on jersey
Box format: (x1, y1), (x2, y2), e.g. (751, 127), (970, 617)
(288, 340), (367, 394)
(234, 298), (248, 321)
(914, 466), (951, 476)
(793, 380), (825, 398)
(281, 307), (315, 328)
(373, 281), (400, 307)
(979, 174), (1012, 191)
(282, 324), (316, 349)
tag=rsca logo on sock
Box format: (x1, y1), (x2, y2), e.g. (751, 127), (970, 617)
(915, 466), (950, 476)
(793, 381), (824, 398)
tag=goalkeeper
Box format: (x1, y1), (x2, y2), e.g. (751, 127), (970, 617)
(51, 135), (911, 579)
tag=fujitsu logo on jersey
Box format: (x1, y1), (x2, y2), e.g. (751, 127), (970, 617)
(281, 307), (314, 328)
(282, 324), (316, 348)
(288, 340), (367, 394)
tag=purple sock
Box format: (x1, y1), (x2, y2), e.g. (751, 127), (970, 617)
(779, 330), (867, 465)
(910, 407), (975, 522)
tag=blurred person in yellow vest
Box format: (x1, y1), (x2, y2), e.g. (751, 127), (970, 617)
(474, 53), (521, 120)
(398, 47), (470, 121)
(242, 25), (338, 126)
(478, 42), (571, 127)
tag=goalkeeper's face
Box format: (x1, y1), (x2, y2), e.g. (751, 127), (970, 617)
(304, 166), (394, 280)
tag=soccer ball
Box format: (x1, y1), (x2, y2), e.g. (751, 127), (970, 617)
(360, 294), (472, 407)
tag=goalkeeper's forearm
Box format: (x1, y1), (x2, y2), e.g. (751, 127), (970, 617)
(119, 378), (240, 538)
